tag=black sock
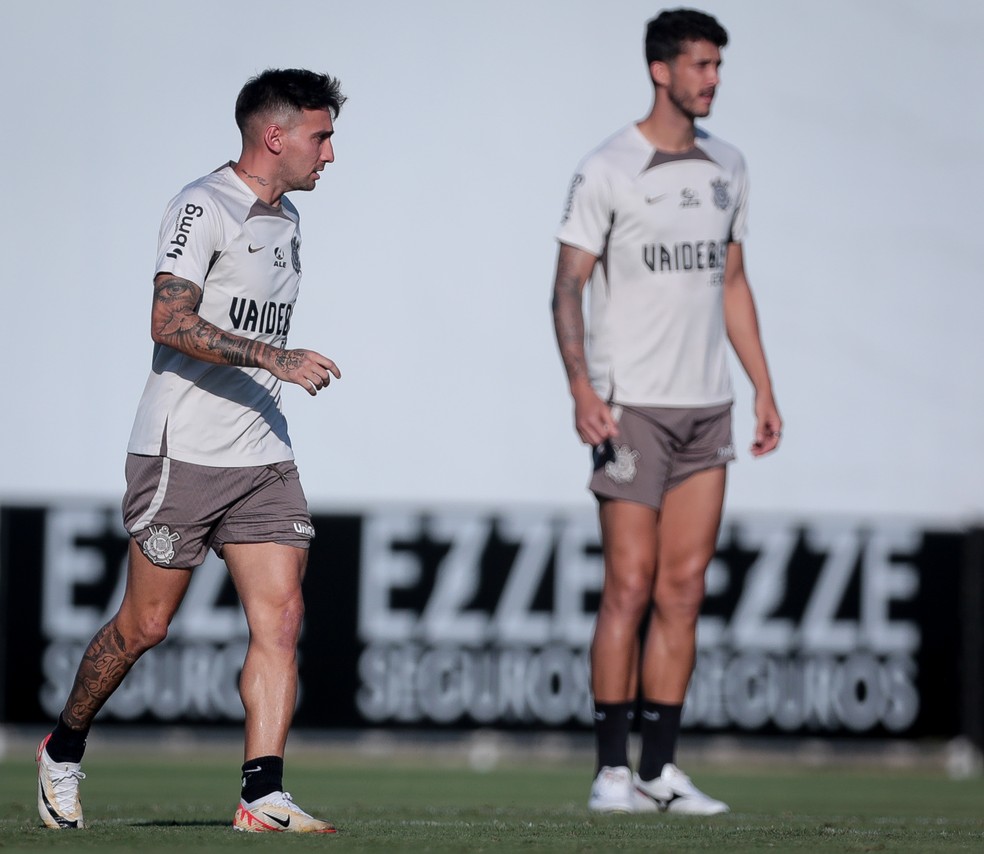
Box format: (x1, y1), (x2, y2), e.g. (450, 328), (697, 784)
(593, 701), (635, 772)
(637, 701), (682, 781)
(241, 756), (284, 804)
(44, 714), (89, 764)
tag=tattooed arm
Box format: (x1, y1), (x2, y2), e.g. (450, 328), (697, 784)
(549, 243), (618, 446)
(151, 273), (340, 395)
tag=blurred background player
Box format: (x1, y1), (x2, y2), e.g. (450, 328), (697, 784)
(36, 68), (346, 833)
(551, 9), (782, 814)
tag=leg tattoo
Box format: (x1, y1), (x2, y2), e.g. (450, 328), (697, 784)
(62, 622), (140, 730)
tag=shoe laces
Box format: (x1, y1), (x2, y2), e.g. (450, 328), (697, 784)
(48, 766), (85, 809)
(263, 791), (313, 816)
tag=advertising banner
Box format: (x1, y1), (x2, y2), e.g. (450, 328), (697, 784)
(0, 505), (976, 742)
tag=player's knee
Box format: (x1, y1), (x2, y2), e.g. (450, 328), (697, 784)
(122, 612), (171, 652)
(602, 572), (652, 619)
(279, 600), (305, 647)
(659, 595), (704, 628)
(256, 593), (305, 651)
(655, 581), (706, 624)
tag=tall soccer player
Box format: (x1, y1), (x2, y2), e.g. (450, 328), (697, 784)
(37, 69), (345, 833)
(551, 9), (782, 813)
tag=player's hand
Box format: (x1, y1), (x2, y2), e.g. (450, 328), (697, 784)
(269, 348), (341, 396)
(572, 385), (619, 447)
(750, 392), (782, 457)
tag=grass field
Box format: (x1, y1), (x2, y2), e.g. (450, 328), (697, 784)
(2, 743), (983, 852)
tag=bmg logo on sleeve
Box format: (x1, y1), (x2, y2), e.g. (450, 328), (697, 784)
(165, 203), (204, 259)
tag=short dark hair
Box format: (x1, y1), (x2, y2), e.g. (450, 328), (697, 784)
(235, 68), (346, 135)
(645, 8), (728, 65)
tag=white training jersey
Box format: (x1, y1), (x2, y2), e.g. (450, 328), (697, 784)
(556, 124), (749, 407)
(127, 163), (303, 467)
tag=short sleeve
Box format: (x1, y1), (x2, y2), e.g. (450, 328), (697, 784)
(728, 154), (750, 243)
(555, 158), (612, 258)
(155, 189), (223, 286)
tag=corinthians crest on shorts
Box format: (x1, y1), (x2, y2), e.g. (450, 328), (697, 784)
(142, 525), (181, 565)
(605, 444), (640, 484)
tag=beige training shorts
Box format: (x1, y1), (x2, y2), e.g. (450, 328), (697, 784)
(589, 402), (735, 510)
(121, 455), (315, 568)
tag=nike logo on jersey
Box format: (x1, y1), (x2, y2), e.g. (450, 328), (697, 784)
(263, 813), (291, 828)
(645, 194), (667, 204)
(248, 244), (265, 253)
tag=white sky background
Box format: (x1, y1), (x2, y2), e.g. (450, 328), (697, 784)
(2, 0), (982, 522)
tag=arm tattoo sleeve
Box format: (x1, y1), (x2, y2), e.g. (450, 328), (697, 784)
(188, 318), (264, 367)
(551, 263), (590, 384)
(152, 275), (266, 368)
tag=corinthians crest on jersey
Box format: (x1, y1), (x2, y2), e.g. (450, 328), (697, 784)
(290, 235), (301, 275)
(142, 525), (181, 566)
(710, 178), (731, 211)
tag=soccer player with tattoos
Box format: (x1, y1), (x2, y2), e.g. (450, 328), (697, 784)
(37, 68), (345, 834)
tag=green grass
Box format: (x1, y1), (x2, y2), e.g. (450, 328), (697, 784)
(2, 748), (983, 852)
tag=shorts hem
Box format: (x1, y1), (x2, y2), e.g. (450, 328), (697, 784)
(212, 537), (313, 554)
(590, 459), (731, 509)
(589, 491), (662, 511)
(665, 459), (732, 493)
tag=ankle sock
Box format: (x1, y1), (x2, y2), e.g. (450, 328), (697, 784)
(637, 700), (682, 781)
(593, 700), (635, 772)
(241, 755), (284, 804)
(44, 714), (89, 764)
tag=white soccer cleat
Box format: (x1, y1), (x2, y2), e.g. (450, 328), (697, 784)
(588, 765), (636, 813)
(233, 790), (336, 833)
(36, 734), (85, 829)
(633, 764), (729, 815)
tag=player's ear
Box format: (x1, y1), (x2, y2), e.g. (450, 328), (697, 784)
(263, 123), (284, 154)
(650, 60), (670, 88)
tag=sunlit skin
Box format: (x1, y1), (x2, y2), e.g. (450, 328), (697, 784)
(237, 108), (336, 204)
(275, 109), (336, 194)
(655, 39), (722, 121)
